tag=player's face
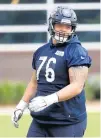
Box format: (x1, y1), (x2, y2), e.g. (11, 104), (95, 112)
(54, 24), (72, 33)
(54, 23), (72, 34)
(53, 23), (72, 45)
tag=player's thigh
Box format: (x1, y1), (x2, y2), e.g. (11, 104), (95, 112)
(47, 118), (87, 137)
(27, 119), (45, 137)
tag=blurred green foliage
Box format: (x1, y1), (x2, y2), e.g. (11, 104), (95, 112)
(0, 75), (100, 105)
(0, 81), (25, 105)
(85, 75), (100, 100)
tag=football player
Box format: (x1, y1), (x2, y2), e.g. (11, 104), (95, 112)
(12, 6), (92, 137)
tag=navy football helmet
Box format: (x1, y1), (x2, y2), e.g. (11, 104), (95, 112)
(48, 6), (77, 43)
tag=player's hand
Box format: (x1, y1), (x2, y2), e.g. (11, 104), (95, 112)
(11, 100), (28, 128)
(12, 109), (23, 128)
(29, 93), (58, 112)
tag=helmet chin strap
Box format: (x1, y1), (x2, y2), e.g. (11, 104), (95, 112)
(53, 30), (74, 44)
(54, 35), (67, 43)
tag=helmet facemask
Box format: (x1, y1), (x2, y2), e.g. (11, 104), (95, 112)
(53, 24), (75, 43)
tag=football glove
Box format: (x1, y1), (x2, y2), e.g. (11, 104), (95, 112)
(29, 93), (58, 112)
(11, 100), (28, 128)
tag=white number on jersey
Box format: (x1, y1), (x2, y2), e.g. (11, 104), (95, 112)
(37, 56), (56, 82)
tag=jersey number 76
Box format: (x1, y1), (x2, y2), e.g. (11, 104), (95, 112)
(37, 56), (56, 82)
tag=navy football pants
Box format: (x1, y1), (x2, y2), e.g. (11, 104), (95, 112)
(27, 118), (87, 137)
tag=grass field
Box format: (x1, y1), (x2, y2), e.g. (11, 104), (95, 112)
(0, 112), (100, 137)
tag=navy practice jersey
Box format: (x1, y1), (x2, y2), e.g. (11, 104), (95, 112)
(31, 35), (92, 125)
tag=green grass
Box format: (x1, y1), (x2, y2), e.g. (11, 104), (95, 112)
(84, 112), (100, 137)
(0, 112), (100, 137)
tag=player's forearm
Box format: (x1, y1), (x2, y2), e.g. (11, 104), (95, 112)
(57, 82), (83, 102)
(22, 81), (37, 103)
